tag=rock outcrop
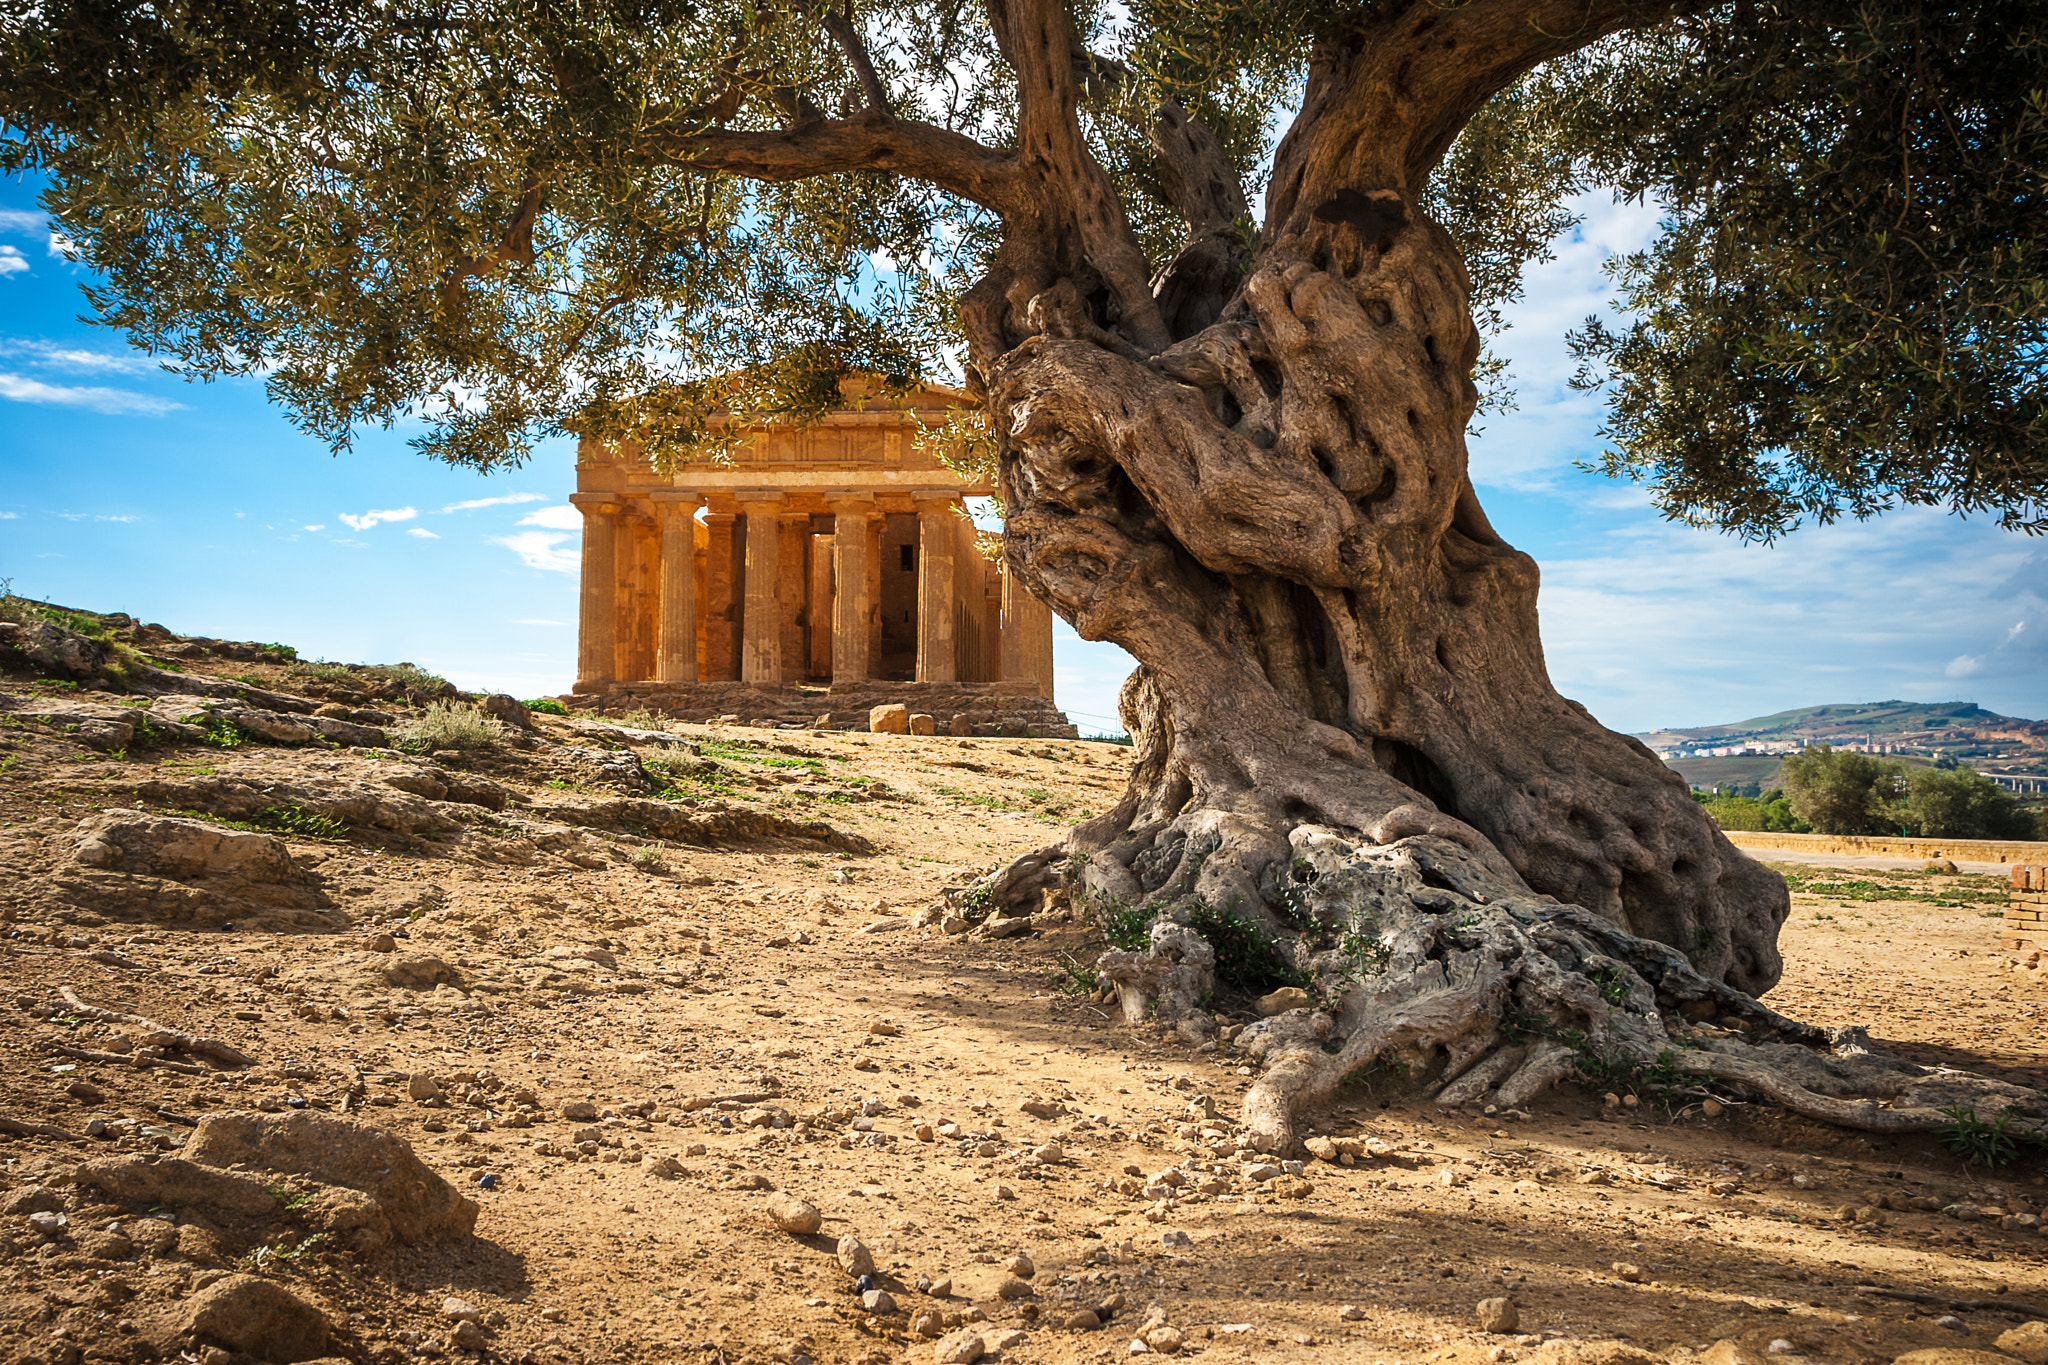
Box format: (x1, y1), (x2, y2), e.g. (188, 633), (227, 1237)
(83, 1109), (479, 1254)
(51, 811), (334, 929)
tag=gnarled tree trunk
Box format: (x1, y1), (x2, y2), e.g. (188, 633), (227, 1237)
(947, 0), (2043, 1151)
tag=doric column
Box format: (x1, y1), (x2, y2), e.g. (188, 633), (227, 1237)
(703, 509), (738, 680)
(914, 491), (957, 683)
(826, 496), (874, 685)
(807, 527), (834, 680)
(651, 491), (702, 684)
(1003, 565), (1056, 698)
(615, 504), (659, 683)
(778, 511), (810, 684)
(735, 492), (785, 686)
(569, 494), (619, 693)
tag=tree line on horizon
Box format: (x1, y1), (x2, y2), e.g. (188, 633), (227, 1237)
(1697, 744), (2042, 841)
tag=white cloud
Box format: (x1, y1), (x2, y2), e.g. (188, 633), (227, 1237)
(47, 232), (76, 261)
(440, 492), (549, 513)
(0, 247), (27, 277)
(2007, 620), (2026, 643)
(0, 373), (180, 416)
(491, 531), (580, 574)
(336, 506), (419, 531)
(0, 512), (17, 519)
(302, 524), (325, 532)
(514, 618), (569, 626)
(1, 339), (154, 375)
(517, 504), (582, 531)
(406, 527), (440, 539)
(1527, 505), (2048, 731)
(0, 209), (42, 235)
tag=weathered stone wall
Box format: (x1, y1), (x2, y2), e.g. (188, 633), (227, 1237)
(1720, 830), (2048, 864)
(2009, 865), (2046, 952)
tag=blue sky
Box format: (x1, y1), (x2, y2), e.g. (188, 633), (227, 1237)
(1, 188), (2042, 734)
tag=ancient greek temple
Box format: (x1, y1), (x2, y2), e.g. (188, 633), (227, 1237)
(567, 381), (1076, 735)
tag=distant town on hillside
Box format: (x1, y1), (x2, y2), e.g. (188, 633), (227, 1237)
(1634, 700), (2048, 795)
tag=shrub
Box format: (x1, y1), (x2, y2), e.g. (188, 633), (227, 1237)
(1700, 792), (1808, 833)
(1185, 900), (1307, 994)
(391, 701), (508, 753)
(364, 662), (451, 700)
(1903, 767), (2041, 840)
(254, 804), (346, 839)
(524, 697), (569, 716)
(290, 659), (357, 683)
(1780, 744), (1904, 835)
(0, 580), (47, 627)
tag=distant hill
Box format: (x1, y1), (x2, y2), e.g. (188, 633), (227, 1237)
(1634, 699), (2048, 789)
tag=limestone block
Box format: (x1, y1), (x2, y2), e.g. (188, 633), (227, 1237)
(869, 704), (909, 734)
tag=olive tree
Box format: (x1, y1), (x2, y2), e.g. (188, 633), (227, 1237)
(5, 0), (2043, 1146)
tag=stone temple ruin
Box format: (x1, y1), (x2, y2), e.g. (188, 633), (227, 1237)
(567, 380), (1078, 736)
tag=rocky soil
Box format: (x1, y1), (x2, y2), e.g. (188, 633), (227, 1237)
(0, 609), (2042, 1365)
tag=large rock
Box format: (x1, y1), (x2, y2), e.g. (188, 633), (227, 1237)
(869, 704), (909, 734)
(86, 1110), (477, 1253)
(0, 619), (113, 680)
(0, 692), (204, 751)
(74, 812), (299, 883)
(132, 770), (459, 836)
(150, 695), (387, 748)
(183, 1110), (478, 1244)
(53, 810), (331, 929)
(480, 694), (536, 730)
(173, 1274), (331, 1362)
(1997, 1324), (2048, 1365)
(532, 795), (875, 854)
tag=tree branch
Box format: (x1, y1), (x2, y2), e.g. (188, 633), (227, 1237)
(1151, 98), (1250, 235)
(440, 176), (545, 315)
(649, 112), (1026, 215)
(811, 1), (893, 118)
(1149, 97), (1256, 338)
(1269, 0), (1680, 236)
(992, 0), (1172, 352)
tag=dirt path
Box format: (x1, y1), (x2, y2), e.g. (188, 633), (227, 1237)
(0, 650), (2043, 1365)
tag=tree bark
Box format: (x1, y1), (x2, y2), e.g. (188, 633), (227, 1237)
(985, 199), (1789, 989)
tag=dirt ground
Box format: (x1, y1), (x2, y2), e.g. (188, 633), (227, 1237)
(0, 630), (2044, 1365)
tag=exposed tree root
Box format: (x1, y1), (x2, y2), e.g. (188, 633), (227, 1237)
(57, 986), (256, 1068)
(984, 823), (2046, 1154)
